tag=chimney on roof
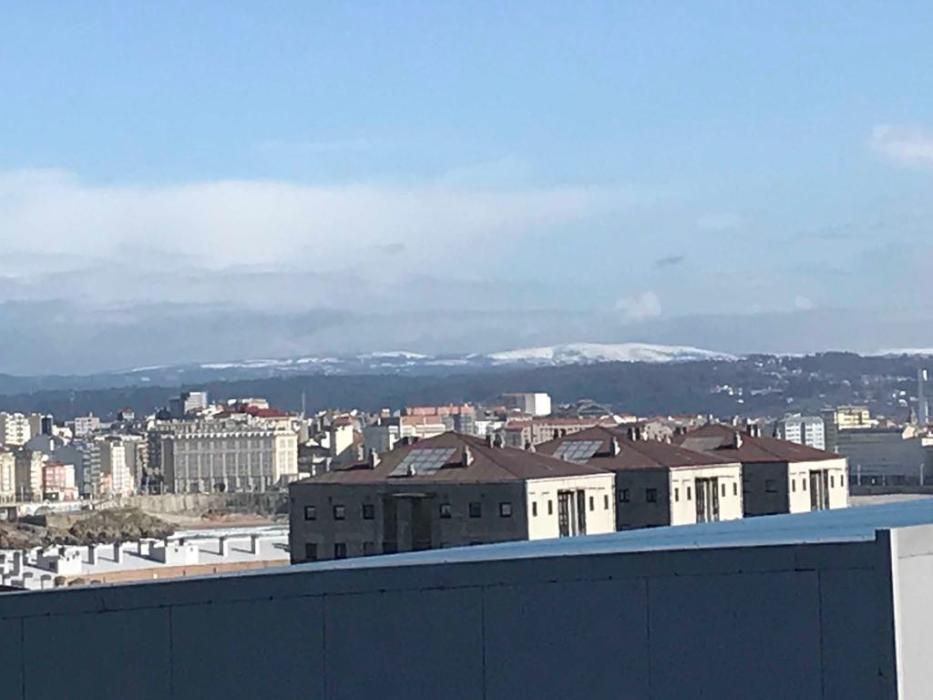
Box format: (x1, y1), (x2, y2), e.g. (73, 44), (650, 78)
(485, 434), (495, 447)
(626, 425), (642, 441)
(611, 437), (621, 456)
(406, 464), (416, 477)
(746, 423), (761, 438)
(355, 443), (365, 462)
(368, 448), (380, 468)
(732, 431), (744, 449)
(525, 441), (536, 453)
(462, 445), (474, 467)
(674, 425), (688, 436)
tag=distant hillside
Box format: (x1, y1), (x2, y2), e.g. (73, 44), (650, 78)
(0, 351), (928, 421)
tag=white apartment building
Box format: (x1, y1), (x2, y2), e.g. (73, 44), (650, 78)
(775, 414), (826, 450)
(501, 392), (553, 417)
(537, 426), (744, 530)
(73, 414), (101, 438)
(678, 424), (848, 516)
(0, 450), (15, 502)
(289, 432), (615, 562)
(158, 420), (299, 493)
(98, 437), (135, 497)
(0, 413), (32, 447)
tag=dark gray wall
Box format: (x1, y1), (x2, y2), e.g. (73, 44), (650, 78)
(0, 535), (900, 700)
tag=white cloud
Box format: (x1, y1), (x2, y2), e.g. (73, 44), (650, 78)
(870, 125), (933, 167)
(615, 291), (662, 322)
(794, 295), (816, 311)
(0, 169), (632, 291)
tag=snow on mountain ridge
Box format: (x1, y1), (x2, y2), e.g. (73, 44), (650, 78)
(486, 342), (736, 365)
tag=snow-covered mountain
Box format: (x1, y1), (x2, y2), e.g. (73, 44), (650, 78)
(115, 342), (737, 385)
(486, 342), (736, 366)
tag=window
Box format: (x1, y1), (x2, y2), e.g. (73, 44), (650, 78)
(674, 487), (680, 502)
(333, 543), (347, 559)
(721, 483), (726, 497)
(733, 483), (738, 496)
(620, 488), (631, 503)
(802, 478), (808, 491)
(303, 505), (316, 521)
(469, 502), (482, 518)
(439, 503), (452, 519)
(589, 496), (594, 511)
(363, 542), (376, 556)
(791, 479), (796, 492)
(304, 543), (318, 561)
(362, 503), (375, 520)
(830, 474), (835, 488)
(548, 500), (554, 515)
(646, 488), (658, 503)
(532, 501), (538, 517)
(499, 502), (513, 517)
(686, 486), (692, 501)
(765, 479), (777, 493)
(333, 505), (346, 520)
(604, 494), (609, 510)
(841, 473), (846, 487)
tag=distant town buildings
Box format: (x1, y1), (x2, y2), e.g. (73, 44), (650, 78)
(72, 414), (101, 438)
(169, 391), (210, 419)
(775, 414), (826, 450)
(501, 392), (552, 417)
(0, 412), (32, 447)
(156, 420), (299, 493)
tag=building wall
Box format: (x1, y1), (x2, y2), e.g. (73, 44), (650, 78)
(290, 481), (532, 562)
(742, 461), (791, 516)
(787, 458), (849, 512)
(669, 463), (744, 525)
(615, 469), (671, 529)
(0, 533), (899, 700)
(524, 473), (616, 539)
(835, 430), (929, 485)
(891, 524), (933, 698)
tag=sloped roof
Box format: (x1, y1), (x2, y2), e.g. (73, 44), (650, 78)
(536, 425), (736, 471)
(675, 423), (840, 463)
(296, 432), (607, 485)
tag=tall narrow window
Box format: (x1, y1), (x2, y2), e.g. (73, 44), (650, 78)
(469, 502), (482, 518)
(646, 488), (658, 503)
(362, 503), (375, 520)
(499, 502), (513, 518)
(532, 501), (538, 517)
(304, 543), (317, 561)
(303, 505), (316, 521)
(333, 505), (346, 520)
(333, 543), (347, 559)
(603, 494), (609, 510)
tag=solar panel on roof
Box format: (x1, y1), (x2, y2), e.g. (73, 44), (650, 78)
(389, 448), (458, 477)
(552, 440), (602, 463)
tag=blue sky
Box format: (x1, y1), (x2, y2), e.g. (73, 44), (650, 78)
(2, 2), (933, 368)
